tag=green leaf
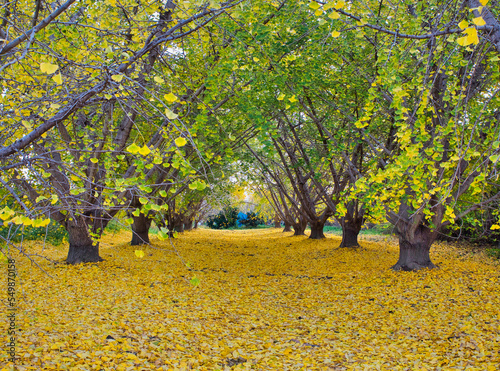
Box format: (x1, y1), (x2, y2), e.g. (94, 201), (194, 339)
(190, 276), (200, 287)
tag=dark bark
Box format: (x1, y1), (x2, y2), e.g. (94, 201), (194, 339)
(392, 224), (437, 271)
(309, 221), (326, 239)
(131, 213), (151, 245)
(184, 219), (193, 231)
(172, 214), (184, 233)
(340, 226), (360, 247)
(273, 214), (281, 228)
(292, 218), (307, 236)
(339, 202), (364, 247)
(66, 216), (102, 264)
(283, 221), (292, 232)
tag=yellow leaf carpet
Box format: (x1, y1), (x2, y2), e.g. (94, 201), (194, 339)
(2, 229), (499, 370)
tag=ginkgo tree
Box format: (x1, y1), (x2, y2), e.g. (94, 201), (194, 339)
(0, 0), (245, 263)
(333, 0), (500, 270)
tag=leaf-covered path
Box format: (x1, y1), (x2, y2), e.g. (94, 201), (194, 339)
(3, 229), (500, 370)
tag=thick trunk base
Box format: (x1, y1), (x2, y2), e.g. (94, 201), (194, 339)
(309, 223), (325, 239)
(66, 243), (102, 264)
(392, 238), (437, 271)
(184, 220), (193, 231)
(274, 221), (281, 228)
(131, 231), (150, 245)
(292, 221), (307, 236)
(283, 222), (292, 232)
(292, 218), (308, 236)
(340, 228), (360, 248)
(65, 217), (103, 264)
(131, 214), (151, 245)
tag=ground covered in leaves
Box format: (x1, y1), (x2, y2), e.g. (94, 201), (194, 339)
(2, 228), (500, 370)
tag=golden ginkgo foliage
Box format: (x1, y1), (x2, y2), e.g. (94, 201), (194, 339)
(1, 229), (500, 370)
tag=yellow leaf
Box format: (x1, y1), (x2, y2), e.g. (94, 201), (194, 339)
(457, 36), (469, 46)
(328, 11), (340, 19)
(164, 92), (178, 104)
(464, 27), (479, 45)
(176, 344), (185, 351)
(331, 30), (340, 38)
(50, 103), (61, 109)
(111, 74), (123, 82)
(309, 1), (320, 10)
(288, 95), (297, 103)
(90, 158), (98, 164)
(253, 57), (260, 62)
(324, 2), (335, 10)
(126, 143), (141, 154)
(135, 250), (145, 258)
(165, 108), (178, 120)
(277, 93), (285, 101)
(138, 145), (151, 156)
(52, 73), (62, 85)
(285, 104), (291, 109)
(473, 17), (486, 26)
(479, 0), (489, 5)
(175, 137), (187, 147)
(491, 224), (500, 230)
(458, 20), (469, 29)
(335, 0), (345, 9)
(40, 62), (59, 74)
(315, 9), (323, 16)
(106, 0), (117, 6)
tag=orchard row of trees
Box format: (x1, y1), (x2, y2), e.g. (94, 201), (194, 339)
(1, 0), (499, 270)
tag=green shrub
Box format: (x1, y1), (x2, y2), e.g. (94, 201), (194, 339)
(206, 207), (239, 229)
(240, 212), (264, 228)
(486, 248), (500, 259)
(0, 221), (67, 245)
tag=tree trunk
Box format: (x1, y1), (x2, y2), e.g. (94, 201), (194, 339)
(273, 214), (281, 228)
(66, 216), (102, 264)
(184, 219), (193, 231)
(340, 226), (360, 247)
(340, 218), (362, 247)
(283, 221), (292, 232)
(173, 214), (184, 233)
(309, 221), (326, 239)
(292, 218), (307, 236)
(131, 213), (151, 245)
(392, 224), (437, 271)
(339, 202), (364, 247)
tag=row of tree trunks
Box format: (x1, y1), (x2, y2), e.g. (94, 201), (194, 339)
(280, 215), (361, 247)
